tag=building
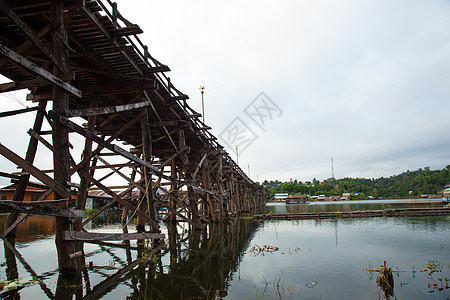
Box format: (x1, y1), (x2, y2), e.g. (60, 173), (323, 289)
(0, 182), (56, 201)
(285, 194), (308, 204)
(273, 193), (289, 202)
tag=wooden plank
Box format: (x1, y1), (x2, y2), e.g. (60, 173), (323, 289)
(0, 142), (70, 198)
(0, 106), (38, 118)
(0, 44), (82, 98)
(0, 201), (86, 218)
(0, 0), (65, 72)
(65, 100), (149, 117)
(63, 231), (164, 241)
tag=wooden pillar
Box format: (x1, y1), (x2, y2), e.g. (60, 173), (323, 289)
(166, 159), (177, 223)
(216, 154), (226, 221)
(178, 128), (201, 229)
(201, 152), (217, 222)
(51, 0), (77, 276)
(229, 172), (235, 215)
(235, 174), (241, 214)
(5, 101), (47, 237)
(76, 96), (98, 213)
(141, 107), (158, 231)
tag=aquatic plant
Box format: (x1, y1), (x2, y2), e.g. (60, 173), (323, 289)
(249, 244), (279, 256)
(376, 261), (394, 299)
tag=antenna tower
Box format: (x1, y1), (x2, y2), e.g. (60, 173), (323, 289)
(331, 157), (335, 179)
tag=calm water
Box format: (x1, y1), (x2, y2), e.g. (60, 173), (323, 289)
(0, 200), (448, 299)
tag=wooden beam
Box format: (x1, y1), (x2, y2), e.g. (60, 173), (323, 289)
(0, 171), (20, 180)
(0, 44), (82, 98)
(111, 25), (143, 36)
(0, 72), (75, 93)
(0, 201), (86, 218)
(0, 142), (70, 198)
(0, 106), (38, 118)
(192, 152), (208, 181)
(27, 128), (53, 151)
(65, 100), (150, 117)
(63, 231), (163, 241)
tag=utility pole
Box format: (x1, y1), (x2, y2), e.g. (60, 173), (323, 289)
(199, 86), (205, 124)
(235, 145), (239, 165)
(248, 164), (250, 178)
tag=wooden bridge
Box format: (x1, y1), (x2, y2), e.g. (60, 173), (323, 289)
(0, 0), (266, 275)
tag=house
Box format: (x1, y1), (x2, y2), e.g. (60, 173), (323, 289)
(0, 182), (57, 202)
(273, 193), (289, 202)
(285, 194), (308, 204)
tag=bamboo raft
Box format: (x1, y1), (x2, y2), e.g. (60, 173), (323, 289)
(254, 206), (450, 220)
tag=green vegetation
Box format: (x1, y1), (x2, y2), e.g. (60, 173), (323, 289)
(263, 166), (450, 199)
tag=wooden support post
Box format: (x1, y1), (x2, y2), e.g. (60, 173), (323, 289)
(201, 152), (217, 222)
(5, 101), (47, 237)
(75, 96), (98, 229)
(51, 0), (77, 277)
(178, 129), (201, 229)
(166, 159), (177, 223)
(140, 107), (158, 231)
(216, 155), (226, 221)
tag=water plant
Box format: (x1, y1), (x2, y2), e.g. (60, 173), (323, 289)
(376, 261), (394, 299)
(249, 244), (279, 256)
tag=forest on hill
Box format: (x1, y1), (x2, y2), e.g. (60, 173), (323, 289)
(262, 166), (450, 199)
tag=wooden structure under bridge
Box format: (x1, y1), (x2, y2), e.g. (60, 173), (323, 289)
(0, 0), (266, 275)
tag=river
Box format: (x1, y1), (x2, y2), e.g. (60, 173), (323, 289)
(0, 199), (448, 299)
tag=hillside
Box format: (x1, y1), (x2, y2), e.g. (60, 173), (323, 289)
(262, 166), (450, 199)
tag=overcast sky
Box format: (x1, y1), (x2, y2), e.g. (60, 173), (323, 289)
(1, 0), (450, 186)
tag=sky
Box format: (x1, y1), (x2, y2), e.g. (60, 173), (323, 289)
(1, 0), (450, 186)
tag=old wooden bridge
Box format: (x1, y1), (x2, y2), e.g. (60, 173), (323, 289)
(0, 0), (266, 275)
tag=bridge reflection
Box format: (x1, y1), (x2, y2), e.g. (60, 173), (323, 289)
(0, 214), (261, 299)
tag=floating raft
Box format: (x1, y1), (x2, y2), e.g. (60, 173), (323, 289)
(254, 206), (450, 220)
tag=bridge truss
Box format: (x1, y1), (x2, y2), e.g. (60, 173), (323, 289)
(0, 0), (266, 275)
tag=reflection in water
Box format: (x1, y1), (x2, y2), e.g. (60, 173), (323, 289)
(0, 214), (55, 243)
(0, 214), (260, 299)
(0, 204), (449, 299)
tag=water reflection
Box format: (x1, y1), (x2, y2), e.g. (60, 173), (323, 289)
(266, 198), (446, 214)
(0, 204), (449, 299)
(0, 214), (260, 299)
